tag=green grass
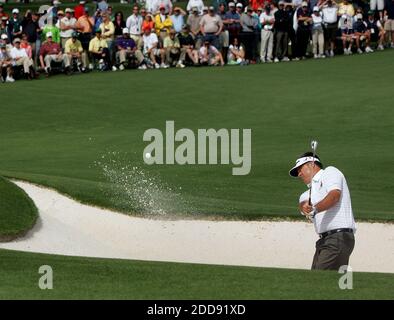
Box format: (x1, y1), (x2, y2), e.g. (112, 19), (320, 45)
(1, 51), (394, 220)
(1, 248), (393, 299)
(0, 177), (38, 240)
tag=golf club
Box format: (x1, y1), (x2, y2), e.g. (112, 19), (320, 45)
(308, 140), (318, 206)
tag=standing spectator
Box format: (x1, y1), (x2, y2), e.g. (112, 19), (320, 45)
(0, 43), (15, 82)
(227, 37), (245, 64)
(40, 31), (70, 75)
(366, 11), (385, 50)
(145, 0), (157, 14)
(163, 28), (183, 67)
(59, 9), (77, 48)
(0, 4), (9, 21)
(113, 12), (126, 38)
(240, 7), (258, 62)
(64, 31), (86, 71)
(75, 7), (95, 64)
(384, 0), (394, 48)
(200, 6), (223, 49)
(89, 29), (112, 70)
(115, 28), (145, 70)
(274, 1), (290, 62)
(141, 26), (167, 68)
(170, 7), (186, 33)
(187, 7), (202, 48)
(8, 8), (23, 42)
(311, 6), (325, 58)
(42, 18), (60, 44)
(338, 0), (354, 17)
(74, 1), (86, 20)
(153, 0), (174, 15)
(250, 0), (265, 12)
(225, 2), (241, 44)
(217, 3), (229, 59)
(142, 13), (155, 34)
(22, 11), (40, 66)
(99, 13), (115, 60)
(294, 2), (312, 60)
(198, 40), (225, 65)
(285, 3), (296, 59)
(338, 14), (354, 54)
(126, 5), (143, 45)
(178, 24), (199, 65)
(259, 4), (275, 62)
(10, 37), (36, 79)
(321, 0), (338, 57)
(187, 0), (205, 15)
(97, 0), (109, 13)
(154, 5), (173, 41)
(370, 0), (384, 21)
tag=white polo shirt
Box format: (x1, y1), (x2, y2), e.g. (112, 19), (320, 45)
(299, 166), (356, 235)
(142, 32), (159, 53)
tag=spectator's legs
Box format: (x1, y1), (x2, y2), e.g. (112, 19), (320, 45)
(62, 54), (71, 68)
(44, 55), (54, 69)
(260, 29), (269, 61)
(165, 48), (172, 65)
(118, 49), (126, 65)
(318, 30), (324, 56)
(312, 30), (318, 56)
(133, 50), (144, 64)
(275, 31), (283, 59)
(267, 31), (274, 60)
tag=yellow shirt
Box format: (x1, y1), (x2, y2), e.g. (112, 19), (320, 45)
(154, 14), (173, 35)
(338, 3), (355, 17)
(64, 38), (83, 54)
(99, 21), (115, 40)
(89, 36), (108, 52)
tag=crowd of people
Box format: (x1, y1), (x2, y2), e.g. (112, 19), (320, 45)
(0, 0), (394, 82)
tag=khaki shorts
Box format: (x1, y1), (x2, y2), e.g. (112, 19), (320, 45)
(384, 19), (394, 31)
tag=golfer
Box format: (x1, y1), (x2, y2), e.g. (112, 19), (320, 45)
(289, 152), (356, 270)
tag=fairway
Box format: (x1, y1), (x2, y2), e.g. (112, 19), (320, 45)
(1, 51), (393, 220)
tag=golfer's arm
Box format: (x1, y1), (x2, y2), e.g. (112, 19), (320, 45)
(314, 189), (341, 214)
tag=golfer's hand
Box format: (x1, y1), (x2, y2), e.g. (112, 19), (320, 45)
(300, 201), (313, 215)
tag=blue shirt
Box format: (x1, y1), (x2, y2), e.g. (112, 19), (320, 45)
(116, 37), (136, 50)
(170, 14), (185, 33)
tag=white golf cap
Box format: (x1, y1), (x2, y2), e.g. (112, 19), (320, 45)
(356, 13), (363, 19)
(228, 2), (235, 6)
(313, 6), (319, 11)
(236, 3), (243, 8)
(301, 1), (308, 7)
(341, 14), (348, 19)
(122, 27), (129, 34)
(65, 8), (74, 13)
(12, 8), (19, 14)
(53, 0), (62, 5)
(203, 6), (208, 10)
(289, 156), (322, 177)
(46, 31), (53, 38)
(1, 33), (8, 39)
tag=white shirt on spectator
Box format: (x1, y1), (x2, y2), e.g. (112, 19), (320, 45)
(259, 12), (275, 30)
(142, 32), (159, 53)
(151, 0), (173, 14)
(299, 167), (356, 235)
(10, 46), (27, 59)
(59, 16), (77, 38)
(322, 5), (338, 24)
(186, 0), (204, 15)
(126, 14), (143, 35)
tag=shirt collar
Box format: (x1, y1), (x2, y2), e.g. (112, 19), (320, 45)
(312, 169), (323, 183)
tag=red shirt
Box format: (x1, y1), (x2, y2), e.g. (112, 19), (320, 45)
(40, 41), (62, 57)
(74, 4), (85, 20)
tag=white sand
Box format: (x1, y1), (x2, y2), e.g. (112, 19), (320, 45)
(1, 181), (393, 273)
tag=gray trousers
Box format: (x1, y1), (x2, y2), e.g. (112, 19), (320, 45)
(312, 231), (355, 271)
(275, 31), (288, 59)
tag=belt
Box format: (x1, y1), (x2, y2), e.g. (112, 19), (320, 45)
(319, 228), (353, 239)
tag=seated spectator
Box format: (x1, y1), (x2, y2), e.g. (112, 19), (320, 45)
(89, 29), (112, 71)
(170, 7), (187, 33)
(64, 31), (86, 72)
(115, 28), (145, 70)
(311, 6), (325, 58)
(59, 8), (77, 49)
(10, 37), (36, 79)
(366, 10), (385, 51)
(155, 5), (174, 41)
(178, 24), (199, 65)
(187, 0), (205, 15)
(141, 26), (167, 68)
(353, 13), (373, 53)
(227, 37), (245, 64)
(163, 28), (183, 67)
(20, 34), (33, 59)
(40, 31), (71, 76)
(99, 13), (115, 58)
(1, 33), (12, 51)
(0, 43), (15, 82)
(338, 14), (354, 55)
(198, 40), (224, 65)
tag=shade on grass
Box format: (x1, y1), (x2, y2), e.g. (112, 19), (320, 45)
(0, 51), (393, 220)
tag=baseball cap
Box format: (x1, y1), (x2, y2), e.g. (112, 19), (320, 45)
(208, 6), (215, 11)
(13, 37), (21, 44)
(57, 10), (65, 15)
(236, 3), (243, 8)
(228, 2), (235, 7)
(65, 8), (74, 13)
(301, 1), (308, 7)
(95, 28), (102, 33)
(71, 31), (78, 38)
(247, 7), (253, 11)
(46, 31), (53, 38)
(53, 0), (62, 5)
(122, 27), (129, 34)
(1, 33), (7, 39)
(192, 6), (198, 12)
(203, 6), (208, 11)
(12, 8), (19, 14)
(289, 155), (322, 177)
(368, 10), (375, 15)
(1, 16), (8, 21)
(313, 6), (319, 12)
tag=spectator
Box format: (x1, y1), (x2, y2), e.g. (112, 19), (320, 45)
(163, 28), (183, 67)
(88, 29), (112, 70)
(39, 31), (70, 75)
(294, 1), (312, 60)
(384, 0), (394, 48)
(200, 6), (223, 49)
(0, 4), (9, 21)
(186, 0), (205, 15)
(274, 1), (290, 62)
(338, 0), (354, 17)
(187, 7), (202, 48)
(178, 24), (199, 65)
(42, 18), (60, 44)
(170, 7), (186, 33)
(107, 6), (114, 21)
(217, 3), (229, 59)
(21, 11), (40, 65)
(1, 16), (7, 37)
(113, 11), (126, 38)
(145, 0), (157, 14)
(115, 28), (145, 70)
(97, 0), (109, 13)
(154, 4), (173, 41)
(321, 0), (338, 57)
(227, 37), (245, 64)
(0, 43), (15, 82)
(126, 5), (143, 44)
(353, 13), (373, 53)
(1, 33), (12, 51)
(285, 3), (296, 59)
(64, 31), (86, 72)
(142, 13), (155, 34)
(311, 6), (325, 58)
(240, 7), (258, 62)
(59, 8), (77, 48)
(141, 26), (167, 68)
(259, 4), (275, 62)
(153, 0), (174, 15)
(99, 13), (115, 58)
(93, 9), (103, 32)
(8, 8), (23, 42)
(224, 3), (241, 45)
(198, 40), (224, 65)
(75, 7), (95, 56)
(370, 0), (384, 21)
(20, 33), (32, 58)
(74, 0), (86, 20)
(10, 37), (36, 79)
(365, 10), (385, 50)
(339, 14), (354, 54)
(250, 0), (265, 12)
